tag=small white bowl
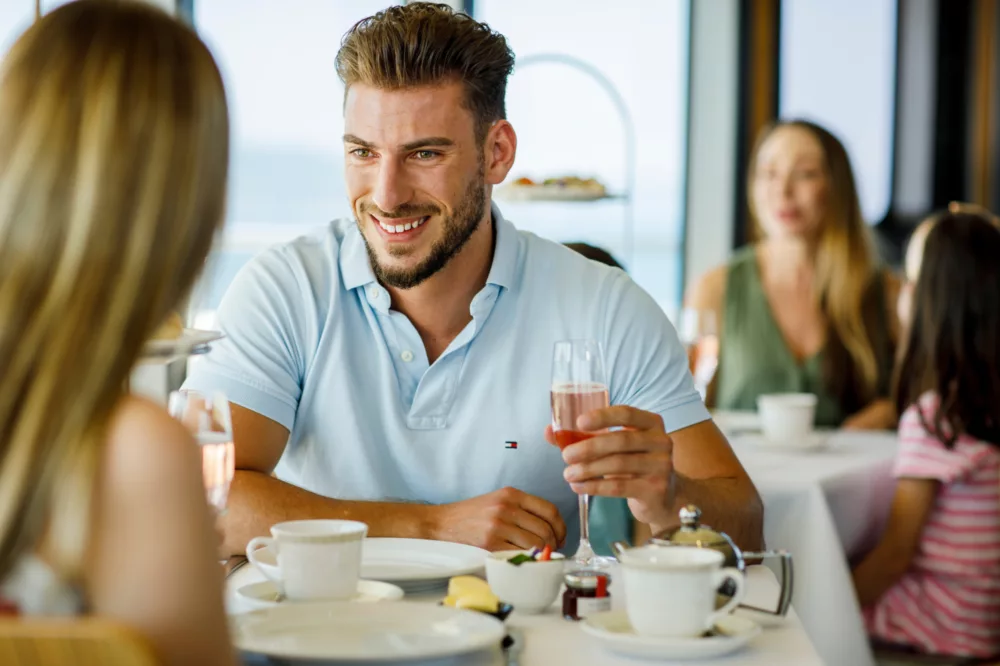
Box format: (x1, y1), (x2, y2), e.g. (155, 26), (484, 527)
(485, 550), (566, 614)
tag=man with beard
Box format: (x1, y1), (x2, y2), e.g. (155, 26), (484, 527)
(186, 3), (763, 556)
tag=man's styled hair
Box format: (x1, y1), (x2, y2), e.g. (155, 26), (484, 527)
(335, 2), (515, 139)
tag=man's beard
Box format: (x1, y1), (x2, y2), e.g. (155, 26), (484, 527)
(358, 169), (487, 290)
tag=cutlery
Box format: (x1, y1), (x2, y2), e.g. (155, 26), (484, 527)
(504, 628), (524, 666)
(224, 556), (248, 579)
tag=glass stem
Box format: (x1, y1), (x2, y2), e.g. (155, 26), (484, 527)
(578, 493), (591, 547)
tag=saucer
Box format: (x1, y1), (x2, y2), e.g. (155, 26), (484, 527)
(235, 579), (404, 611)
(754, 431), (828, 452)
(581, 610), (761, 659)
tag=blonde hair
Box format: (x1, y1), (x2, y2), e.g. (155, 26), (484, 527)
(748, 120), (882, 404)
(0, 0), (228, 582)
(335, 3), (514, 139)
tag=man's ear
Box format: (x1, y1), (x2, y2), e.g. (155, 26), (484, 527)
(484, 119), (517, 186)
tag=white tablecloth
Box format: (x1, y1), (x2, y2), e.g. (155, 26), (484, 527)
(719, 414), (899, 666)
(229, 565), (823, 665)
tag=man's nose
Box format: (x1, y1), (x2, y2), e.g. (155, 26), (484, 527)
(371, 159), (413, 214)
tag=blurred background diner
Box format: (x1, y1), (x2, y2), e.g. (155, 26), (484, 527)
(1, 1), (1000, 666)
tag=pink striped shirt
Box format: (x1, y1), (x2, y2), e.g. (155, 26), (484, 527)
(865, 393), (1000, 657)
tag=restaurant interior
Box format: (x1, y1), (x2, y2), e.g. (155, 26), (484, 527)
(1, 1), (999, 665)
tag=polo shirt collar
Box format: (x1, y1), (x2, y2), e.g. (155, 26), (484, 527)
(339, 202), (518, 292)
(339, 218), (377, 292)
(484, 202), (517, 291)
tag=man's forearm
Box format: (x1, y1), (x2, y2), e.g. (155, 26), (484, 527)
(221, 470), (437, 556)
(651, 474), (764, 552)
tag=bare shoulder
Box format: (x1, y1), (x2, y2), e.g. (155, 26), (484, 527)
(87, 399), (235, 666)
(685, 264), (728, 313)
(102, 395), (200, 494)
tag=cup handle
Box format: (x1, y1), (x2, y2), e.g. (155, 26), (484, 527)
(707, 567), (746, 630)
(741, 550), (794, 616)
(246, 536), (280, 584)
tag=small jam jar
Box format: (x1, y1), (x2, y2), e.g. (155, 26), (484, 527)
(562, 569), (611, 621)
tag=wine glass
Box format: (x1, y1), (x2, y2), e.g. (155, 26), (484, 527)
(168, 390), (235, 515)
(676, 308), (719, 401)
(551, 339), (615, 569)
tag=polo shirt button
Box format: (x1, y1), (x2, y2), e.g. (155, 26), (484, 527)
(367, 286), (379, 300)
(400, 350), (414, 363)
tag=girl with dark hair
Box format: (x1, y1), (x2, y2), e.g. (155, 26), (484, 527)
(852, 213), (1000, 658)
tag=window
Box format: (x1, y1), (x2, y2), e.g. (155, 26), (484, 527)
(475, 0), (690, 309)
(779, 0), (898, 223)
(190, 0), (389, 315)
(191, 1), (691, 315)
(0, 2), (34, 56)
(2, 0), (129, 52)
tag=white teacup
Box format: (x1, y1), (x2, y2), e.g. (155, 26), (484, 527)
(246, 519), (367, 601)
(757, 392), (818, 446)
(619, 545), (745, 638)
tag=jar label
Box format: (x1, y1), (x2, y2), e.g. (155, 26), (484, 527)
(576, 596), (611, 618)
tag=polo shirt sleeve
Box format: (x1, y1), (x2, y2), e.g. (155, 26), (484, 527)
(182, 248), (310, 431)
(603, 273), (711, 433)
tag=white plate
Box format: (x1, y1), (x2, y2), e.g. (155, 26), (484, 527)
(362, 538), (487, 586)
(141, 329), (223, 360)
(231, 600), (505, 662)
(753, 431), (829, 452)
(235, 579), (404, 611)
(582, 610), (761, 660)
(249, 538), (488, 592)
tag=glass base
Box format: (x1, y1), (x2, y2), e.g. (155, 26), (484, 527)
(565, 555), (617, 571)
(567, 539), (617, 570)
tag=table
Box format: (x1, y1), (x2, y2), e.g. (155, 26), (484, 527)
(718, 413), (899, 666)
(230, 565), (823, 665)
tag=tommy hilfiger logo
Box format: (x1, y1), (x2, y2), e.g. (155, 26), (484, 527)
(505, 441), (518, 449)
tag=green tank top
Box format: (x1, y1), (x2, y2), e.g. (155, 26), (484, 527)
(715, 247), (893, 427)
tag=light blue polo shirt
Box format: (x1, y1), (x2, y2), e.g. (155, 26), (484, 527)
(184, 205), (710, 552)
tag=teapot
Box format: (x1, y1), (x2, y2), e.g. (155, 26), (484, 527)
(612, 504), (793, 616)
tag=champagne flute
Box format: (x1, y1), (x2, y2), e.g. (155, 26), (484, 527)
(551, 339), (615, 568)
(168, 390), (235, 515)
(677, 308), (719, 401)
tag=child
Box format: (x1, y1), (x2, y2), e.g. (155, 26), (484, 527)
(852, 212), (1000, 658)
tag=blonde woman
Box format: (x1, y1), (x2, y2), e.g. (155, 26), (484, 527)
(0, 2), (234, 664)
(688, 120), (899, 429)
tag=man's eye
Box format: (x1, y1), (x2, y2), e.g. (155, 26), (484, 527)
(351, 148), (372, 158)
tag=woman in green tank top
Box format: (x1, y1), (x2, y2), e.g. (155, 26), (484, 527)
(688, 120), (899, 429)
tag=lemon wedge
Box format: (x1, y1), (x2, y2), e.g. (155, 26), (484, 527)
(444, 576), (499, 612)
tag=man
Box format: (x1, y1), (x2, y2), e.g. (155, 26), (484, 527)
(186, 3), (763, 556)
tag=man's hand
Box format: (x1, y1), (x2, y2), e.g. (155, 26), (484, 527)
(429, 487), (567, 552)
(545, 406), (676, 528)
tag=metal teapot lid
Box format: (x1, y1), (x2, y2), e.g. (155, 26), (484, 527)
(651, 505), (741, 568)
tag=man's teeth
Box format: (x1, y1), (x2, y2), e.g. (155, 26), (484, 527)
(378, 217), (427, 234)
